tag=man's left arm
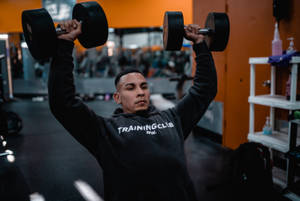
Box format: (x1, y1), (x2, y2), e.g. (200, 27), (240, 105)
(174, 41), (217, 138)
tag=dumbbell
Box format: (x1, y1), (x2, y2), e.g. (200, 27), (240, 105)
(163, 11), (230, 51)
(21, 1), (108, 60)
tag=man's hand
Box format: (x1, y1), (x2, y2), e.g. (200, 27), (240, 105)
(184, 24), (205, 45)
(57, 19), (82, 42)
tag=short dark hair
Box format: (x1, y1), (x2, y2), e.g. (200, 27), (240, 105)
(114, 68), (144, 87)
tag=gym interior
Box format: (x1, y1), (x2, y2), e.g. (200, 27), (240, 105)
(1, 0), (300, 200)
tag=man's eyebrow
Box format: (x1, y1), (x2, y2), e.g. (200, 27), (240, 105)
(124, 83), (135, 87)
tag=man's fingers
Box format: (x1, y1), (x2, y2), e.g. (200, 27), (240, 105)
(187, 24), (200, 34)
(73, 20), (82, 35)
(71, 20), (78, 29)
(184, 24), (204, 44)
(74, 19), (81, 27)
(66, 20), (75, 32)
(58, 21), (69, 32)
(57, 19), (81, 41)
(58, 20), (80, 33)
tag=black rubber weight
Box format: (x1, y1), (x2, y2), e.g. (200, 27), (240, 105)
(73, 1), (108, 48)
(163, 11), (184, 51)
(22, 8), (57, 60)
(205, 12), (230, 51)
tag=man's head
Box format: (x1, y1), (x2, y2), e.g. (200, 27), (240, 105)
(113, 68), (150, 114)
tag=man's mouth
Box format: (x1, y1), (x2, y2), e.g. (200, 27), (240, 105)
(136, 100), (147, 104)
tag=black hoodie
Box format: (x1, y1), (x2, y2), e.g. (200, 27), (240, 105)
(48, 39), (217, 201)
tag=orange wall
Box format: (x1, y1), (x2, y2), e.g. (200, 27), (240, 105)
(0, 0), (192, 32)
(0, 0), (42, 33)
(194, 0), (300, 149)
(78, 0), (192, 28)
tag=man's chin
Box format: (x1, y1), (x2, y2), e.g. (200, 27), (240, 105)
(135, 106), (149, 112)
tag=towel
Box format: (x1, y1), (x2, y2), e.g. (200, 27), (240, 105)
(268, 51), (300, 67)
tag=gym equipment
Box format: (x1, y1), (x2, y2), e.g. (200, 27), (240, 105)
(163, 11), (230, 51)
(6, 111), (22, 135)
(0, 135), (15, 163)
(22, 1), (108, 60)
(0, 150), (13, 157)
(0, 135), (6, 150)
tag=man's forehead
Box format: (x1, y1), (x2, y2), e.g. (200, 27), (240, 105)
(119, 72), (147, 85)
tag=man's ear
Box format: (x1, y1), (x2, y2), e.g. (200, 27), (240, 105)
(113, 92), (121, 104)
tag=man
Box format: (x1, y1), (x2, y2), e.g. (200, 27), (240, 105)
(48, 20), (217, 201)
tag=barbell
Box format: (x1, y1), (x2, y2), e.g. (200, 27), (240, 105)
(22, 1), (108, 60)
(163, 11), (230, 51)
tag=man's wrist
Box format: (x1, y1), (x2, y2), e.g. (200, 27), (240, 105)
(193, 41), (209, 55)
(57, 39), (74, 46)
(54, 39), (74, 59)
(193, 38), (203, 45)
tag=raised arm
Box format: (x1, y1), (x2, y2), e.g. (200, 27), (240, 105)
(174, 24), (217, 138)
(48, 20), (101, 156)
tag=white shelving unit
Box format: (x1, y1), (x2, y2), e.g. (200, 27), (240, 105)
(248, 56), (300, 186)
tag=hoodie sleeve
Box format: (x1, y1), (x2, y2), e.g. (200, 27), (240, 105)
(48, 39), (102, 156)
(174, 41), (217, 139)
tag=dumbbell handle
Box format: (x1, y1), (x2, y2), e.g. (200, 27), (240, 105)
(198, 28), (214, 35)
(56, 27), (68, 35)
(184, 26), (214, 35)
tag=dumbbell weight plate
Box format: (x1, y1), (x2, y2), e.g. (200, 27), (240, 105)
(205, 12), (230, 51)
(73, 1), (108, 48)
(22, 8), (57, 60)
(163, 11), (184, 50)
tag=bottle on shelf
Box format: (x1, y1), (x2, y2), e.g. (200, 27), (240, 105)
(272, 22), (282, 56)
(285, 37), (297, 100)
(263, 116), (272, 135)
(293, 111), (300, 120)
(286, 37), (296, 54)
(286, 70), (291, 100)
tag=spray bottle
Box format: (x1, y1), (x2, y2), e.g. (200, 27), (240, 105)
(272, 22), (282, 56)
(263, 116), (272, 135)
(286, 37), (296, 54)
(285, 37), (296, 99)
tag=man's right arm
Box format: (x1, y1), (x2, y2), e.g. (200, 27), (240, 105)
(48, 38), (102, 156)
(172, 25), (217, 139)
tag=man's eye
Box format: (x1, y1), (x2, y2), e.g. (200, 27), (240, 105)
(142, 85), (148, 89)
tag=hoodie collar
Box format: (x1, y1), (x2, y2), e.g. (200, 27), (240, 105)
(112, 105), (158, 117)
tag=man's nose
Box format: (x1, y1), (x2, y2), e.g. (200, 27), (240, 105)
(136, 87), (145, 96)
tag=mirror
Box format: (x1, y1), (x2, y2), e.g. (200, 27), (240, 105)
(3, 27), (193, 96)
(73, 27), (193, 79)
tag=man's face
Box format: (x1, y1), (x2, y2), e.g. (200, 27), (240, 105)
(113, 73), (150, 114)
